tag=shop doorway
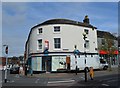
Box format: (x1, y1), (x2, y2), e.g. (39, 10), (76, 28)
(42, 56), (52, 72)
(66, 56), (70, 70)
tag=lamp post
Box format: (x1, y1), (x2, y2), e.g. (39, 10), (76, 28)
(3, 45), (8, 83)
(118, 47), (120, 68)
(118, 46), (120, 66)
(83, 32), (87, 82)
(108, 47), (112, 71)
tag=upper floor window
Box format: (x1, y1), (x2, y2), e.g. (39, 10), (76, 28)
(84, 29), (89, 34)
(101, 39), (105, 45)
(85, 40), (89, 49)
(38, 39), (42, 49)
(38, 28), (43, 34)
(54, 38), (61, 49)
(54, 26), (60, 32)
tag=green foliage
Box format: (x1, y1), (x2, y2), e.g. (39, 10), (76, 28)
(98, 34), (117, 55)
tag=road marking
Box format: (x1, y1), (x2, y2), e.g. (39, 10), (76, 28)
(81, 77), (85, 80)
(15, 74), (19, 78)
(35, 79), (39, 83)
(11, 80), (15, 83)
(102, 84), (109, 86)
(107, 80), (117, 83)
(101, 77), (118, 81)
(48, 80), (75, 84)
(9, 80), (15, 83)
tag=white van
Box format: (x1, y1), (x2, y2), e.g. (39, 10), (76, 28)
(70, 55), (103, 71)
(99, 58), (108, 70)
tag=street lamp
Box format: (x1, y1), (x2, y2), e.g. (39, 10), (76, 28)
(118, 46), (120, 67)
(83, 32), (87, 82)
(3, 45), (8, 83)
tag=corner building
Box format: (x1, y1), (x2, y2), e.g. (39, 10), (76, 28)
(25, 16), (98, 73)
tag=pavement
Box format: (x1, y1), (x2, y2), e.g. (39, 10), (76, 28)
(1, 65), (120, 87)
(26, 65), (119, 78)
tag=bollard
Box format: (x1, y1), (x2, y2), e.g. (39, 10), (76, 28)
(25, 66), (27, 76)
(75, 66), (78, 75)
(84, 67), (87, 82)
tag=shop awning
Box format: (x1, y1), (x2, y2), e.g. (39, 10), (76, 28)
(99, 50), (119, 55)
(99, 50), (107, 54)
(113, 50), (118, 55)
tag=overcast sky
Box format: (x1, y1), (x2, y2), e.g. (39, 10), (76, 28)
(1, 1), (118, 57)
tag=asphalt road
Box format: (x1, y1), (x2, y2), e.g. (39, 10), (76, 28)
(1, 66), (120, 88)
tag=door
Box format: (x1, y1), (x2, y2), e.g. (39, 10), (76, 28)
(66, 56), (70, 70)
(42, 56), (52, 72)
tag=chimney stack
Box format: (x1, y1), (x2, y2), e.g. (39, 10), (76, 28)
(83, 15), (90, 24)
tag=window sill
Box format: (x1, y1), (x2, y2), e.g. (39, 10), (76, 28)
(53, 32), (61, 34)
(37, 49), (42, 52)
(53, 49), (62, 51)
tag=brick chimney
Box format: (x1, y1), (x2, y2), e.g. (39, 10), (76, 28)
(83, 15), (90, 24)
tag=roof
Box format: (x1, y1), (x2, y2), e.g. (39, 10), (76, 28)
(32, 18), (97, 29)
(97, 30), (117, 40)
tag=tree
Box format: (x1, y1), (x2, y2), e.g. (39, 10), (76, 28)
(98, 33), (117, 71)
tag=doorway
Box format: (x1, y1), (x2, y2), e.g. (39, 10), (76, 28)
(66, 56), (70, 70)
(42, 56), (52, 72)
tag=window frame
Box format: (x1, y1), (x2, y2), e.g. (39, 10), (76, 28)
(54, 38), (61, 49)
(37, 39), (42, 50)
(54, 26), (60, 33)
(85, 40), (90, 49)
(38, 28), (43, 34)
(84, 29), (89, 34)
(101, 39), (105, 45)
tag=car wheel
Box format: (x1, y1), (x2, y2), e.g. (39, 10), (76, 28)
(103, 66), (108, 70)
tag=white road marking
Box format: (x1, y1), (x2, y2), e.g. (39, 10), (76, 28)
(35, 79), (39, 83)
(101, 77), (118, 81)
(48, 80), (75, 84)
(11, 80), (15, 83)
(102, 84), (109, 86)
(107, 80), (117, 83)
(81, 77), (85, 80)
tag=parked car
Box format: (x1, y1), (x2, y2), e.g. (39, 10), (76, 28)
(99, 59), (108, 70)
(10, 67), (19, 74)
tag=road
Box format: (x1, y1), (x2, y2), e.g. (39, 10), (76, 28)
(1, 66), (120, 88)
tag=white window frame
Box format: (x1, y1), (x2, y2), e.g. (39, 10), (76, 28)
(54, 38), (61, 50)
(38, 28), (43, 34)
(85, 40), (89, 49)
(54, 26), (60, 33)
(37, 39), (42, 50)
(84, 29), (89, 34)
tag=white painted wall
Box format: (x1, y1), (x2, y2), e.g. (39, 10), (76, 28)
(28, 24), (98, 55)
